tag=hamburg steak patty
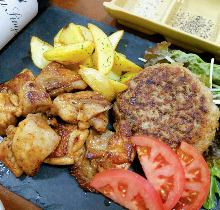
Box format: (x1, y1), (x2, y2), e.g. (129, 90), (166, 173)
(114, 63), (219, 153)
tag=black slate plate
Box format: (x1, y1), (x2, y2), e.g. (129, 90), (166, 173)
(0, 6), (217, 210)
(0, 6), (154, 210)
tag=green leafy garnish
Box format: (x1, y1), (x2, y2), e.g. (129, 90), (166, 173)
(144, 41), (173, 66)
(171, 50), (220, 86)
(203, 160), (220, 209)
(203, 176), (220, 209)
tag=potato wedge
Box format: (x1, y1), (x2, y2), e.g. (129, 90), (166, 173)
(78, 25), (93, 41)
(80, 56), (94, 68)
(113, 52), (142, 73)
(91, 51), (98, 68)
(79, 67), (115, 101)
(30, 36), (52, 69)
(59, 23), (85, 45)
(109, 30), (124, 50)
(90, 30), (124, 71)
(120, 72), (138, 83)
(88, 24), (114, 75)
(44, 41), (94, 64)
(109, 80), (128, 93)
(107, 69), (122, 81)
(54, 29), (63, 47)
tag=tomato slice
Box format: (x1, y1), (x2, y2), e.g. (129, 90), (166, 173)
(131, 136), (185, 210)
(90, 169), (164, 210)
(175, 141), (210, 210)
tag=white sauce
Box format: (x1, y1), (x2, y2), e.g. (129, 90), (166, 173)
(124, 0), (166, 21)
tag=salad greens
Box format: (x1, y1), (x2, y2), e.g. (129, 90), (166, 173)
(203, 160), (220, 209)
(144, 42), (220, 88)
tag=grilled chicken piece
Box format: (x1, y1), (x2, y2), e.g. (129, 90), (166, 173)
(90, 120), (135, 171)
(0, 126), (23, 177)
(89, 112), (108, 133)
(70, 120), (135, 191)
(86, 129), (114, 159)
(0, 69), (52, 116)
(36, 62), (87, 97)
(53, 91), (111, 131)
(18, 81), (52, 116)
(70, 156), (98, 192)
(45, 124), (89, 165)
(0, 93), (21, 136)
(2, 69), (35, 94)
(12, 113), (60, 176)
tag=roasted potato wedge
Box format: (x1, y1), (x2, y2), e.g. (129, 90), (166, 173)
(30, 36), (52, 69)
(59, 23), (85, 45)
(109, 30), (124, 50)
(113, 52), (142, 73)
(120, 72), (138, 83)
(54, 29), (63, 47)
(88, 24), (114, 75)
(109, 80), (127, 93)
(44, 41), (94, 64)
(79, 67), (115, 101)
(80, 56), (94, 68)
(107, 69), (121, 81)
(78, 25), (93, 41)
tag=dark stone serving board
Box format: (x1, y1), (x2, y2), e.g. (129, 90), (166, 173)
(0, 6), (217, 210)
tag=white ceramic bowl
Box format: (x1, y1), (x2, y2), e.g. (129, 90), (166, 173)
(0, 200), (4, 210)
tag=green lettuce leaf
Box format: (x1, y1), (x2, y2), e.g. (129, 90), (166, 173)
(203, 160), (220, 209)
(144, 41), (172, 67)
(203, 176), (220, 209)
(171, 50), (220, 86)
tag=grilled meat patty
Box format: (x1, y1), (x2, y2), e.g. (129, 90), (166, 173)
(114, 63), (219, 153)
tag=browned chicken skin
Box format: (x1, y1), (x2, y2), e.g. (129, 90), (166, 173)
(36, 62), (87, 97)
(0, 69), (52, 119)
(18, 81), (52, 116)
(53, 91), (111, 132)
(1, 69), (35, 94)
(0, 126), (23, 177)
(0, 93), (21, 136)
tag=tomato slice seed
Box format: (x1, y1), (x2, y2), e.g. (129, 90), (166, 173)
(118, 182), (128, 198)
(132, 136), (185, 210)
(131, 193), (149, 210)
(90, 169), (164, 210)
(174, 142), (210, 210)
(100, 184), (114, 196)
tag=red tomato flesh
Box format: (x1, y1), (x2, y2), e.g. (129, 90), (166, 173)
(90, 169), (164, 210)
(132, 136), (185, 210)
(175, 141), (210, 210)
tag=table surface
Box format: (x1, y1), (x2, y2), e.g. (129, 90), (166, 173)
(50, 0), (115, 26)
